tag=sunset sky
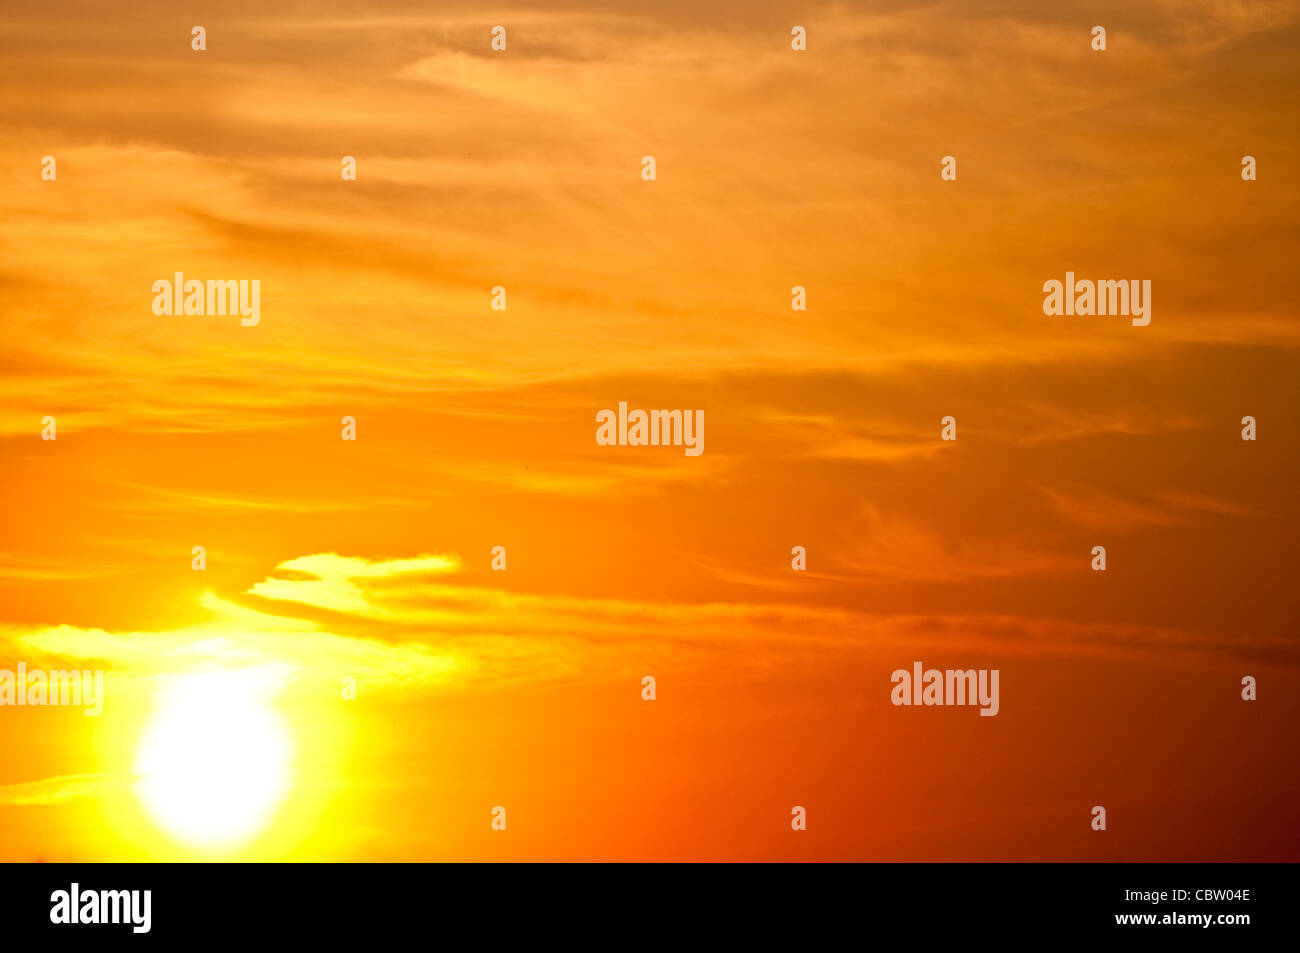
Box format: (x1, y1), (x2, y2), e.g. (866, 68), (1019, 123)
(1, 0), (1298, 861)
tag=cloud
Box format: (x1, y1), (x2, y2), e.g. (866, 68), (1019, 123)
(0, 554), (125, 583)
(8, 551), (1288, 701)
(0, 773), (109, 807)
(249, 552), (463, 615)
(836, 504), (1078, 581)
(1039, 485), (1254, 531)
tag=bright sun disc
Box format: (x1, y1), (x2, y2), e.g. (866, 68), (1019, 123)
(133, 670), (292, 850)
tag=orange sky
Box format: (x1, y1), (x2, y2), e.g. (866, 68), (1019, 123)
(1, 0), (1298, 861)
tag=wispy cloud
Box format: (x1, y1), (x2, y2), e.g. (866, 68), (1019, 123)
(0, 773), (110, 807)
(7, 552), (1291, 696)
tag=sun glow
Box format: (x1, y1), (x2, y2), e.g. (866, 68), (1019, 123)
(133, 670), (293, 851)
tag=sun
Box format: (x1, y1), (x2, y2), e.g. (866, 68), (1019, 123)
(133, 669), (293, 851)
